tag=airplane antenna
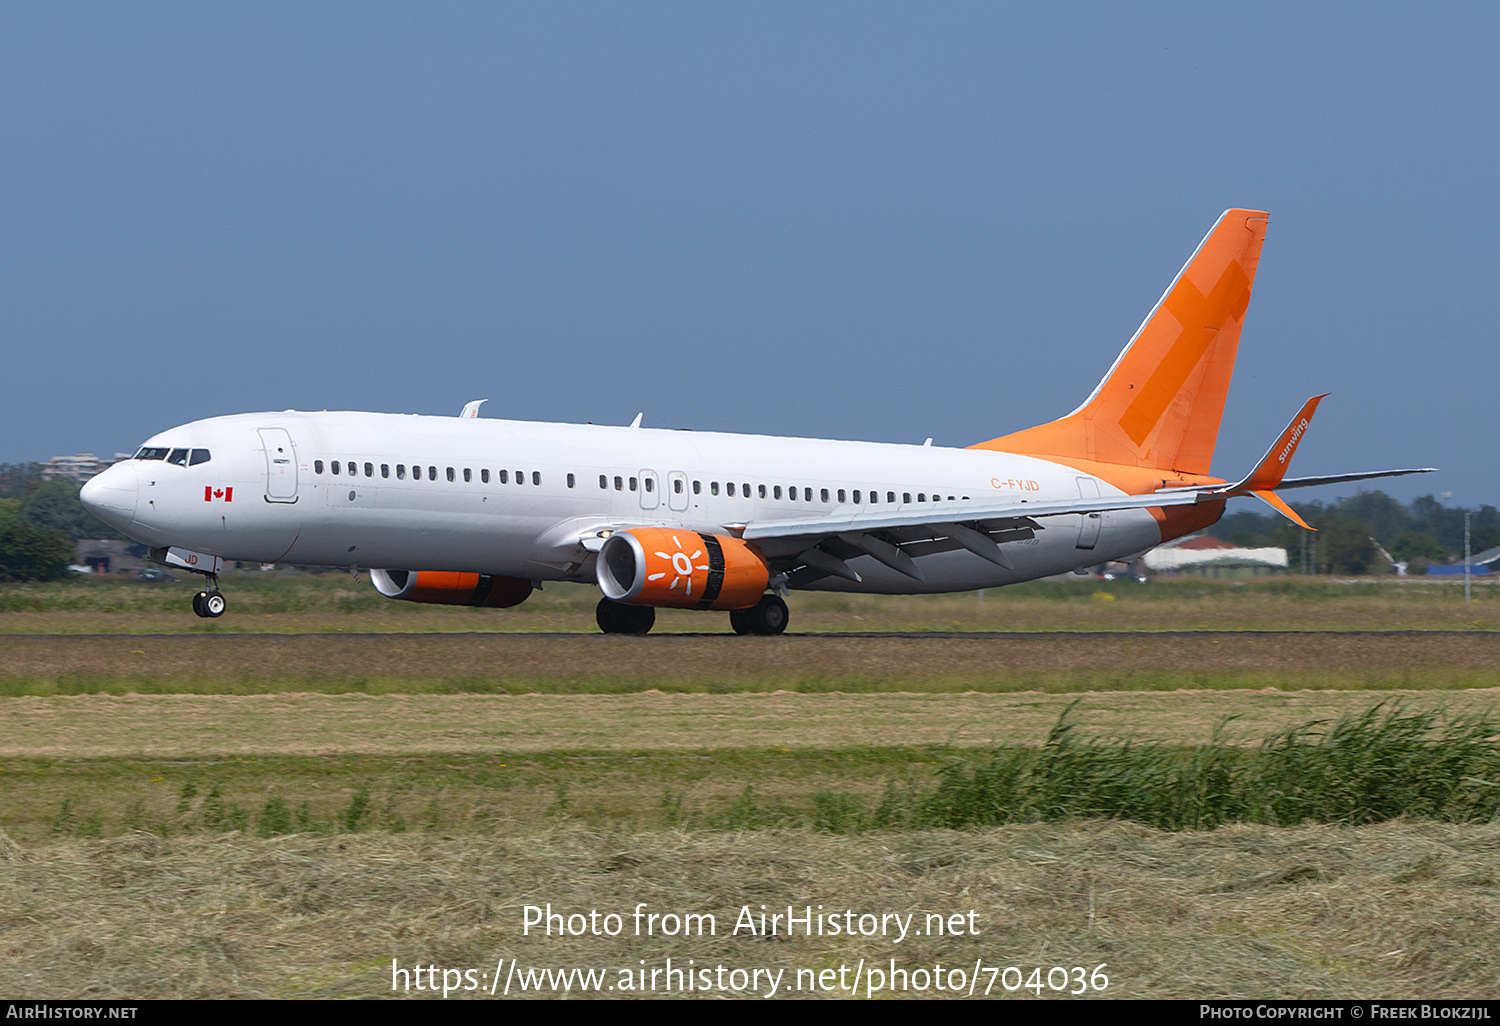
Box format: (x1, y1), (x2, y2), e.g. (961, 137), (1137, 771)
(630, 413), (643, 429)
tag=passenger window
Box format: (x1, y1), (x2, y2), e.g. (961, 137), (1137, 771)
(629, 477), (638, 491)
(673, 479), (683, 494)
(381, 464), (390, 479)
(365, 462), (374, 478)
(599, 475), (608, 489)
(644, 477), (654, 492)
(904, 493), (912, 504)
(918, 493), (926, 503)
(332, 461), (341, 476)
(411, 465), (420, 480)
(499, 470), (508, 484)
(711, 482), (719, 496)
(759, 484), (767, 499)
(189, 449), (211, 466)
(397, 464), (406, 480)
(774, 486), (782, 499)
(168, 449), (189, 466)
(837, 489), (845, 503)
(614, 476), (623, 491)
(852, 490), (860, 503)
(428, 466), (436, 480)
(314, 460), (324, 475)
(462, 468), (470, 482)
(887, 491), (895, 503)
(821, 488), (829, 502)
(515, 470), (523, 484)
(726, 482), (735, 497)
(446, 467), (455, 482)
(567, 473), (575, 488)
(481, 469), (490, 484)
(693, 480), (701, 495)
(533, 472), (540, 486)
(743, 483), (750, 497)
(788, 486), (797, 500)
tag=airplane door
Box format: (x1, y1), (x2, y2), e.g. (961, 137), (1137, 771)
(667, 471), (689, 512)
(639, 469), (660, 510)
(259, 428), (299, 503)
(1075, 477), (1100, 549)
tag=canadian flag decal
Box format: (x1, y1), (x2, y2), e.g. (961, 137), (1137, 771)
(204, 486), (233, 502)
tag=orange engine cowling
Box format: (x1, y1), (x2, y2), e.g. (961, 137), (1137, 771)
(596, 528), (769, 610)
(370, 569), (533, 608)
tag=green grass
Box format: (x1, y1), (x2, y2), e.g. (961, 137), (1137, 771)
(3, 570), (1496, 619)
(904, 702), (1500, 831)
(3, 667), (1498, 697)
(9, 705), (1499, 844)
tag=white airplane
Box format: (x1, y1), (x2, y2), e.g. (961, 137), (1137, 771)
(81, 209), (1430, 633)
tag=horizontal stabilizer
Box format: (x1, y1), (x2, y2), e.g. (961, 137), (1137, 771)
(1274, 468), (1438, 491)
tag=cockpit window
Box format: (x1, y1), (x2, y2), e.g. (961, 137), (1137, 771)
(135, 447), (169, 461)
(167, 448), (189, 466)
(189, 449), (211, 466)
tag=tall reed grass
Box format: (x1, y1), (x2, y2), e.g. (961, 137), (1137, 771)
(885, 703), (1500, 831)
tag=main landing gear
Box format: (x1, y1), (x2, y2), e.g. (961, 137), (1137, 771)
(729, 593), (789, 636)
(594, 593), (790, 635)
(191, 574), (227, 618)
(596, 597), (656, 635)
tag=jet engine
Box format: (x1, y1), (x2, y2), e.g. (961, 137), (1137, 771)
(370, 569), (533, 608)
(597, 528), (769, 609)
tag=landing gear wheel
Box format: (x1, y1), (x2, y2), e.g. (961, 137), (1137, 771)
(744, 594), (789, 635)
(596, 597), (655, 635)
(192, 592), (208, 617)
(729, 608), (753, 635)
(202, 591), (227, 618)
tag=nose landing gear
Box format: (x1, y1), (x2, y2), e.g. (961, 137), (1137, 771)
(191, 574), (227, 618)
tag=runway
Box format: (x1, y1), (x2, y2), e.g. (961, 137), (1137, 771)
(3, 629), (1498, 685)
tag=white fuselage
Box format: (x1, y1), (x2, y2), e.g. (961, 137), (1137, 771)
(82, 411), (1167, 592)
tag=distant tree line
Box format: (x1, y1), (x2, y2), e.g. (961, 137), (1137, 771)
(0, 462), (130, 581)
(1207, 492), (1498, 576)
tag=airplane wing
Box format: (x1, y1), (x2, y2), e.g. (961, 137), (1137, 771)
(738, 491), (1207, 585)
(737, 395), (1433, 583)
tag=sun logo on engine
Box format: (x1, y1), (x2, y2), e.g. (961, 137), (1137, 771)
(647, 534), (709, 597)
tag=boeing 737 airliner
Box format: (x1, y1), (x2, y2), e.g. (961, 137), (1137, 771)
(80, 209), (1431, 633)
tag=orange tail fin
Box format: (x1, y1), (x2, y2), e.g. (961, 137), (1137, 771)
(971, 208), (1269, 475)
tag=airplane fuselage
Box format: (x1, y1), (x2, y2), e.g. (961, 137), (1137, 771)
(84, 410), (1167, 593)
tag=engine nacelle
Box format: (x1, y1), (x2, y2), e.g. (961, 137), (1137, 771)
(370, 569), (533, 608)
(597, 528), (769, 610)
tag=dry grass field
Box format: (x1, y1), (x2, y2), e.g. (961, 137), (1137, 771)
(3, 576), (1499, 999)
(2, 822), (1497, 999)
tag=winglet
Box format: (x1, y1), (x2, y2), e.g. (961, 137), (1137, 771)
(460, 399), (488, 419)
(1252, 489), (1314, 531)
(1236, 394), (1327, 493)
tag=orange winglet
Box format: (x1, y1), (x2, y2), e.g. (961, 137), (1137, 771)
(971, 208), (1269, 475)
(1239, 394), (1327, 492)
(1252, 489), (1314, 531)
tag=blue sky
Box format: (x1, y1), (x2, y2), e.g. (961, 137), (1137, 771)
(2, 4), (1494, 508)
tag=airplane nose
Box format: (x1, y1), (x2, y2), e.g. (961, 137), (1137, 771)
(80, 462), (138, 532)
